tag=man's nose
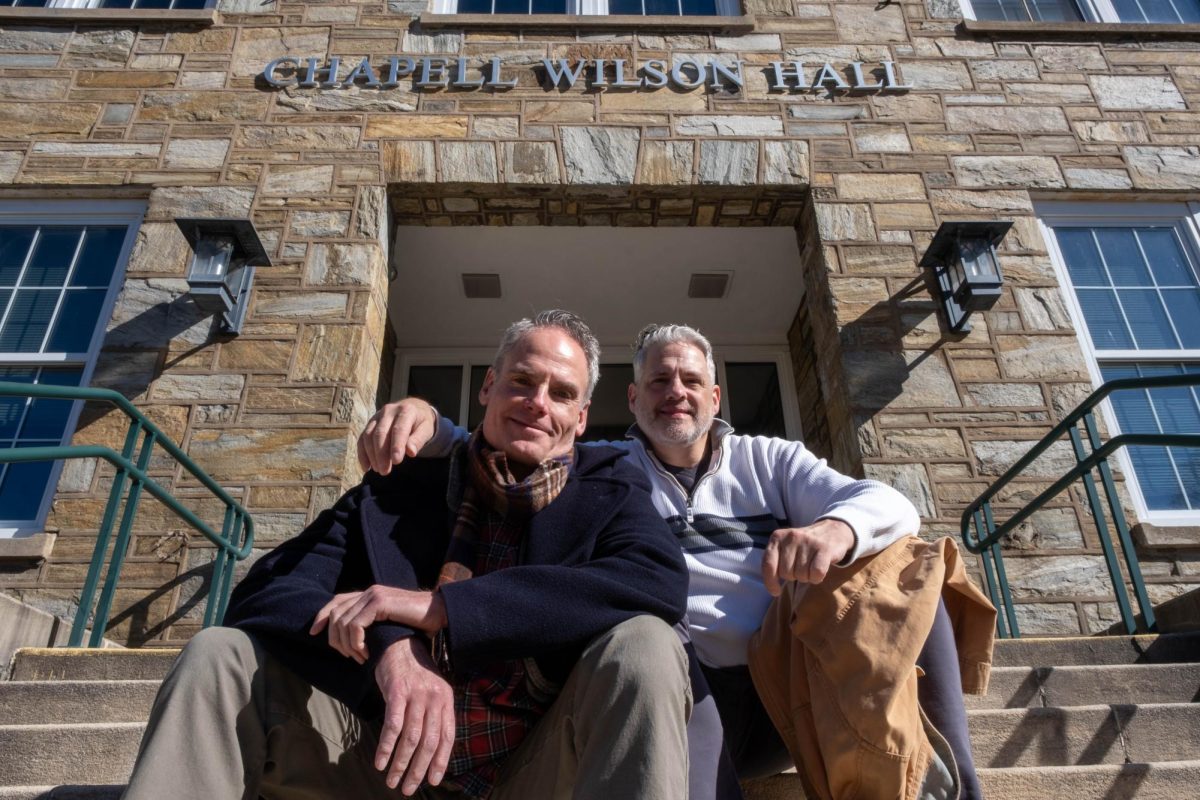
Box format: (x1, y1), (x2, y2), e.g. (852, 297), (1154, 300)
(525, 383), (551, 412)
(666, 375), (686, 398)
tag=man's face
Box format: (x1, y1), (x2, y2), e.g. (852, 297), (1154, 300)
(628, 341), (721, 451)
(479, 326), (590, 467)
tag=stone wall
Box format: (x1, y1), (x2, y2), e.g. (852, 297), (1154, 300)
(0, 0), (1198, 640)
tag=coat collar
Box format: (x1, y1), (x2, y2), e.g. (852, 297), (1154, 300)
(360, 442), (631, 583)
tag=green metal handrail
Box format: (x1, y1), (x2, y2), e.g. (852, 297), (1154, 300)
(960, 373), (1200, 639)
(0, 381), (254, 647)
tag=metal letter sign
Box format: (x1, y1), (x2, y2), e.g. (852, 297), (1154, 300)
(261, 56), (914, 94)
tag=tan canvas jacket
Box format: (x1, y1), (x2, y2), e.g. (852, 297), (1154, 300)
(747, 536), (996, 800)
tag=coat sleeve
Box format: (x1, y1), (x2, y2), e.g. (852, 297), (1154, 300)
(222, 482), (416, 675)
(773, 438), (919, 564)
(436, 459), (688, 672)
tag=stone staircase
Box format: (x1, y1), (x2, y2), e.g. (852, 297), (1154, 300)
(1, 635), (1199, 799)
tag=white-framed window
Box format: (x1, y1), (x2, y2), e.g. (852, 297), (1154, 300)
(961, 0), (1200, 22)
(1, 1), (212, 9)
(0, 200), (143, 538)
(432, 0), (739, 16)
(395, 345), (802, 441)
(1040, 201), (1200, 526)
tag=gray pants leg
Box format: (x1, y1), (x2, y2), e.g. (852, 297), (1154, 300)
(124, 618), (689, 800)
(490, 615), (692, 800)
(122, 626), (406, 800)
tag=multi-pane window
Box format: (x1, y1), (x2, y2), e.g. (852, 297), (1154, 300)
(437, 0), (738, 15)
(1, 1), (210, 8)
(0, 207), (139, 534)
(1111, 0), (1200, 22)
(1042, 204), (1200, 520)
(968, 0), (1082, 21)
(963, 0), (1200, 21)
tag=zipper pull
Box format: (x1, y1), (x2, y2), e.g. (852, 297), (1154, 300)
(686, 502), (694, 524)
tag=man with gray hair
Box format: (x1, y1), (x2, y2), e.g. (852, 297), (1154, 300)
(123, 310), (691, 800)
(360, 321), (994, 800)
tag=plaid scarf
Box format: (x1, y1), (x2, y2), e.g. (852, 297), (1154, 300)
(437, 431), (572, 799)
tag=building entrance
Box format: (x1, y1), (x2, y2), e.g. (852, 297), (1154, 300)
(386, 221), (808, 442)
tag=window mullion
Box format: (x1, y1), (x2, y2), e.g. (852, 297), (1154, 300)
(1086, 0), (1121, 22)
(1090, 228), (1142, 351)
(34, 227), (86, 356)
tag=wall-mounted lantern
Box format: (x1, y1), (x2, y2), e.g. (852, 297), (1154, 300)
(920, 220), (1012, 333)
(175, 218), (270, 336)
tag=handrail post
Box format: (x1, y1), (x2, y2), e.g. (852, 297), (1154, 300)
(983, 503), (1019, 638)
(69, 418), (141, 647)
(1083, 414), (1156, 632)
(974, 508), (1008, 638)
(204, 505), (236, 628)
(89, 427), (156, 647)
(1068, 424), (1137, 635)
(213, 513), (244, 625)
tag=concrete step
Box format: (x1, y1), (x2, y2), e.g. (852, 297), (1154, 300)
(8, 649), (179, 682)
(978, 760), (1200, 799)
(0, 788), (122, 800)
(743, 760), (1200, 799)
(965, 663), (1200, 709)
(969, 703), (1200, 768)
(0, 680), (160, 725)
(0, 723), (142, 786)
(992, 632), (1200, 667)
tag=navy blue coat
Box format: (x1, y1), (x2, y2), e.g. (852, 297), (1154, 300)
(223, 443), (689, 720)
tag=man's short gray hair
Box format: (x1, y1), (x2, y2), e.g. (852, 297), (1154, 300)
(494, 309), (602, 400)
(632, 324), (717, 384)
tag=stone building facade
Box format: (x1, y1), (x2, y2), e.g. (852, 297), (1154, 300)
(0, 0), (1198, 645)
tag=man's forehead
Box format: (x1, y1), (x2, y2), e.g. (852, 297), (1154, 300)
(645, 341), (708, 371)
(501, 329), (587, 380)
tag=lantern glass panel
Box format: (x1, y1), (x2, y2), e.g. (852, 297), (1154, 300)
(958, 235), (999, 283)
(189, 234), (235, 282)
(946, 245), (966, 292)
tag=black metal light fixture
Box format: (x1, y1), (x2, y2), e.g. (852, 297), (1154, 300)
(175, 218), (270, 336)
(920, 220), (1012, 333)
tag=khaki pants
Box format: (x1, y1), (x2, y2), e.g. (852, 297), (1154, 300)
(123, 617), (691, 800)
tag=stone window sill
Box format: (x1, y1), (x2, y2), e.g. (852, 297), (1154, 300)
(0, 533), (55, 564)
(961, 19), (1200, 39)
(1131, 522), (1200, 550)
(418, 12), (755, 31)
(0, 7), (215, 25)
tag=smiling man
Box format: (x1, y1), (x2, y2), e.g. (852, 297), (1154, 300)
(360, 322), (996, 800)
(122, 310), (691, 800)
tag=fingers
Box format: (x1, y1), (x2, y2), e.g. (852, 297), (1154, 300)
(369, 404), (401, 476)
(402, 705), (442, 795)
(764, 528), (839, 589)
(357, 417), (377, 473)
(311, 592), (368, 663)
(761, 536), (782, 597)
(376, 695), (407, 778)
(430, 697), (455, 787)
(388, 699), (426, 793)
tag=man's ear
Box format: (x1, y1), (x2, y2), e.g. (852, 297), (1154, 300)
(627, 382), (638, 414)
(478, 368), (496, 406)
(575, 400), (590, 437)
(712, 383), (721, 412)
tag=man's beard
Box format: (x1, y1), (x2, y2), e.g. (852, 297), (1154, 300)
(648, 407), (713, 447)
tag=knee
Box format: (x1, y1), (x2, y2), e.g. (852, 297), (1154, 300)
(169, 626), (261, 688)
(584, 616), (689, 697)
